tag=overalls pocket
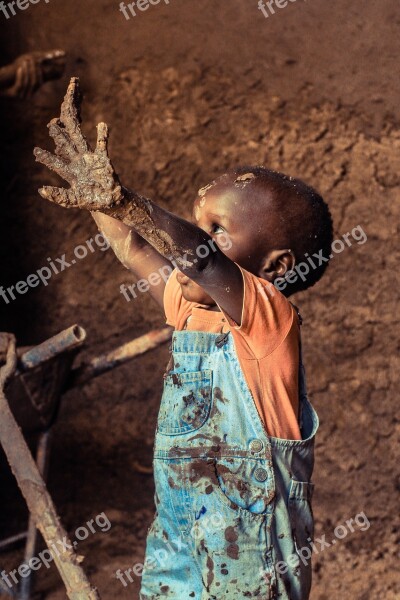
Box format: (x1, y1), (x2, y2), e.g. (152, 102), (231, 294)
(156, 370), (213, 435)
(288, 479), (315, 555)
(212, 456), (275, 516)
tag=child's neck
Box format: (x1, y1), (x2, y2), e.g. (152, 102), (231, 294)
(200, 304), (220, 312)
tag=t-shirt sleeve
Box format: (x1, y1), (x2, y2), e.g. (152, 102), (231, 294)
(163, 267), (193, 329)
(219, 266), (296, 359)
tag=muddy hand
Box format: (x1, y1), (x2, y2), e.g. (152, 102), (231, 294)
(33, 77), (124, 211)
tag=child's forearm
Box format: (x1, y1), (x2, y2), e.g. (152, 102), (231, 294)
(91, 210), (146, 269)
(105, 186), (218, 278)
(91, 209), (172, 306)
(0, 64), (16, 91)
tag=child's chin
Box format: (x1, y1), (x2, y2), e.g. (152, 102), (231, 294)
(180, 284), (213, 306)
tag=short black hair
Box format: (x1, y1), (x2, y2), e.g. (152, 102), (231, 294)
(230, 166), (334, 294)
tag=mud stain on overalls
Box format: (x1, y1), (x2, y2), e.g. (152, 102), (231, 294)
(224, 526), (239, 560)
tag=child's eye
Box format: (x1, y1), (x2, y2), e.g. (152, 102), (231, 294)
(211, 223), (225, 234)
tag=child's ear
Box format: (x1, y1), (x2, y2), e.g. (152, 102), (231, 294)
(258, 249), (295, 283)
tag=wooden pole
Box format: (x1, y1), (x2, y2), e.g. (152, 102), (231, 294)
(0, 333), (100, 600)
(68, 326), (172, 389)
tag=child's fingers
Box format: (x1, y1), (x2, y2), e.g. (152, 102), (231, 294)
(26, 56), (37, 97)
(48, 118), (78, 161)
(18, 63), (29, 99)
(59, 77), (89, 154)
(95, 122), (109, 156)
(33, 147), (75, 184)
(8, 65), (24, 98)
(42, 49), (66, 62)
(34, 55), (44, 89)
(38, 186), (78, 208)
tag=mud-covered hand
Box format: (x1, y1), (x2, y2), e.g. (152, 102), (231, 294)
(33, 77), (124, 211)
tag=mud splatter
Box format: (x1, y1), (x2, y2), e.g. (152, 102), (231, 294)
(168, 476), (178, 489)
(213, 387), (228, 403)
(171, 373), (182, 387)
(226, 543), (239, 560)
(198, 181), (216, 197)
(206, 554), (215, 590)
(188, 458), (219, 486)
(168, 445), (200, 458)
(182, 391), (195, 405)
(194, 204), (201, 221)
(224, 525), (238, 543)
(234, 172), (256, 188)
(187, 433), (222, 446)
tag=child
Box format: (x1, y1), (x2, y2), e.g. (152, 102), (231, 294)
(34, 78), (333, 600)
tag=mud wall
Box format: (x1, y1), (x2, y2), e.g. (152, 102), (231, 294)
(0, 1), (399, 598)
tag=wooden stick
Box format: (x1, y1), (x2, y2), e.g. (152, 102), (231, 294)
(0, 333), (100, 600)
(68, 326), (172, 389)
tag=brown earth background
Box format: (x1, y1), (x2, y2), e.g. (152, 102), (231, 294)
(0, 0), (399, 598)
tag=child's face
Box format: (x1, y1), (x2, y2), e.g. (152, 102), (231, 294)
(176, 183), (269, 305)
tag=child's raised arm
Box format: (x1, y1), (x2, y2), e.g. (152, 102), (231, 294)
(91, 212), (173, 307)
(34, 78), (244, 323)
(32, 77), (174, 307)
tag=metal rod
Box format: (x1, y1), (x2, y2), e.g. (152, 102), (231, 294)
(0, 533), (27, 551)
(17, 326), (86, 372)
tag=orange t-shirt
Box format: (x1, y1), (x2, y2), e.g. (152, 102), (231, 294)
(163, 266), (302, 440)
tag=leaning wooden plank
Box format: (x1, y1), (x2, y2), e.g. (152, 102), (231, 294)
(0, 333), (100, 600)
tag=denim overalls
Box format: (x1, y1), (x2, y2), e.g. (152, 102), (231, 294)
(140, 324), (319, 599)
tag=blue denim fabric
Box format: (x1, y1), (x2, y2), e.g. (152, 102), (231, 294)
(140, 330), (319, 599)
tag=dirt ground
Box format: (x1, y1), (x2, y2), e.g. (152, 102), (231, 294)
(0, 0), (399, 598)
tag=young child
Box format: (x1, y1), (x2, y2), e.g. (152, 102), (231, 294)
(34, 78), (333, 600)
